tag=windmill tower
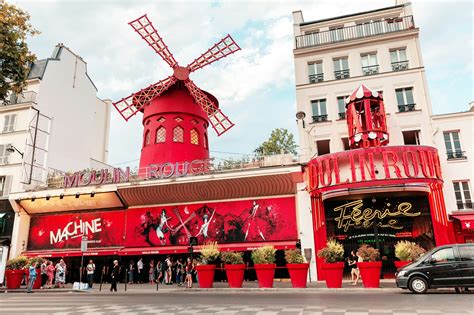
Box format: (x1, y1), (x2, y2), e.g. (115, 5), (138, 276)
(113, 15), (240, 171)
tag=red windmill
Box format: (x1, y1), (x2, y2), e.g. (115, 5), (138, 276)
(113, 14), (241, 171)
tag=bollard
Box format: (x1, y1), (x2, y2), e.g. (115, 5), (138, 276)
(99, 267), (105, 292)
(124, 268), (128, 292)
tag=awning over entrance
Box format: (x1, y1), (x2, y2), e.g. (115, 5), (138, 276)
(451, 214), (474, 230)
(23, 248), (122, 258)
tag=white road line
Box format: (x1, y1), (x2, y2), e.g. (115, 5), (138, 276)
(0, 307), (71, 311)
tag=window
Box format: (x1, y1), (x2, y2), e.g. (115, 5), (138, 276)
(0, 176), (11, 197)
(430, 247), (456, 264)
(361, 53), (378, 75)
(453, 181), (472, 210)
(0, 212), (6, 233)
(173, 126), (184, 142)
(316, 140), (330, 155)
(190, 129), (199, 145)
(459, 246), (474, 262)
(402, 130), (421, 145)
(336, 96), (348, 119)
(395, 87), (415, 111)
(0, 144), (11, 164)
(3, 114), (16, 133)
(386, 17), (402, 32)
(308, 62), (323, 83)
(144, 130), (150, 146)
(329, 26), (344, 42)
(311, 99), (327, 122)
(443, 131), (465, 159)
(155, 127), (166, 143)
(390, 48), (408, 71)
(174, 117), (183, 123)
(341, 137), (350, 150)
(157, 117), (166, 123)
(334, 57), (349, 79)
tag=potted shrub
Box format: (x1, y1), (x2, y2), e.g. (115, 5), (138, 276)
(195, 241), (220, 288)
(26, 257), (44, 289)
(251, 245), (276, 288)
(5, 256), (29, 289)
(356, 244), (381, 288)
(394, 241), (426, 269)
(221, 251), (245, 288)
(285, 249), (309, 288)
(317, 240), (345, 288)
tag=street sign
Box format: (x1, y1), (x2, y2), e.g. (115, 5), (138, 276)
(81, 236), (88, 252)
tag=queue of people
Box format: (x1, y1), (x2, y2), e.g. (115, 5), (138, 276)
(37, 258), (67, 289)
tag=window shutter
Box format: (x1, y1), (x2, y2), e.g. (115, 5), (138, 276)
(9, 114), (16, 131)
(2, 176), (12, 197)
(3, 116), (9, 133)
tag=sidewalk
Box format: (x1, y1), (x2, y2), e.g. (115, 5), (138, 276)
(1, 280), (400, 294)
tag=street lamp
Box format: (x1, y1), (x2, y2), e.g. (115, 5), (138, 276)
(296, 111), (319, 161)
(6, 144), (24, 158)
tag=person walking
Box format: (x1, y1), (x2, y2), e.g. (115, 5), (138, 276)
(185, 257), (194, 288)
(176, 258), (183, 286)
(110, 260), (119, 292)
(27, 262), (38, 293)
(348, 250), (359, 285)
(164, 256), (172, 285)
(128, 260), (135, 284)
(156, 260), (163, 284)
(149, 260), (155, 284)
(55, 259), (66, 288)
(137, 258), (144, 283)
(46, 261), (55, 289)
(86, 259), (96, 289)
(40, 260), (48, 289)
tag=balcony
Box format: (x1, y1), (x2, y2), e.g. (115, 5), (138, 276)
(295, 15), (415, 49)
(312, 115), (328, 123)
(309, 73), (324, 83)
(338, 112), (346, 119)
(392, 60), (409, 71)
(457, 202), (473, 210)
(447, 150), (467, 160)
(2, 91), (37, 106)
(362, 65), (379, 76)
(334, 69), (350, 80)
(398, 104), (416, 112)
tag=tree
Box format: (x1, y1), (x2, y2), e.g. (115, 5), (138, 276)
(0, 1), (39, 103)
(254, 128), (297, 156)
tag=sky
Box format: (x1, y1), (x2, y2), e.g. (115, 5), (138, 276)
(10, 0), (474, 168)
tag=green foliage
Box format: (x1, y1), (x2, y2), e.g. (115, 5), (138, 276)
(199, 241), (220, 264)
(221, 251), (244, 265)
(317, 239), (345, 263)
(28, 256), (45, 267)
(357, 244), (380, 262)
(395, 241), (426, 261)
(6, 255), (29, 270)
(0, 1), (39, 103)
(251, 245), (276, 264)
(254, 128), (297, 156)
(284, 249), (306, 264)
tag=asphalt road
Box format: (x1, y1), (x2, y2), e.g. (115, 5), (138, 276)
(0, 291), (473, 314)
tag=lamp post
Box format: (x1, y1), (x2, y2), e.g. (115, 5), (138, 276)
(296, 111), (319, 161)
(6, 145), (24, 158)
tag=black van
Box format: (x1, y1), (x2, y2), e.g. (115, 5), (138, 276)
(396, 244), (474, 293)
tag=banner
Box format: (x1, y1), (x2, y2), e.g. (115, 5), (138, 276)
(28, 211), (126, 250)
(125, 197), (297, 247)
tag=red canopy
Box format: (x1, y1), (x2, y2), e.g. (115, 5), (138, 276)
(451, 214), (474, 230)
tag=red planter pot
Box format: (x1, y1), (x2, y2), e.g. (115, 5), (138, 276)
(394, 261), (411, 269)
(5, 269), (25, 289)
(254, 264), (275, 288)
(287, 263), (309, 288)
(322, 262), (344, 288)
(357, 262), (382, 288)
(26, 268), (42, 289)
(195, 265), (216, 288)
(224, 264), (245, 288)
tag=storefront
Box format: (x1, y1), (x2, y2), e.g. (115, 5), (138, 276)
(451, 211), (474, 244)
(0, 199), (15, 285)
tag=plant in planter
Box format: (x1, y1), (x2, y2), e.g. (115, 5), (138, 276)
(27, 257), (45, 289)
(356, 244), (381, 288)
(221, 251), (245, 288)
(285, 249), (309, 288)
(317, 239), (345, 288)
(394, 241), (425, 268)
(251, 245), (276, 288)
(195, 241), (220, 288)
(5, 256), (29, 289)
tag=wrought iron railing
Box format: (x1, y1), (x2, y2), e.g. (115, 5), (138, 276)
(398, 104), (416, 112)
(457, 202), (473, 210)
(309, 73), (324, 83)
(362, 65), (379, 76)
(334, 69), (350, 80)
(295, 15), (415, 49)
(447, 150), (467, 160)
(392, 60), (409, 71)
(312, 115), (328, 123)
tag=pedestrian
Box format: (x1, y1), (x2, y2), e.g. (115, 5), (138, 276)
(348, 250), (359, 285)
(165, 256), (172, 284)
(137, 258), (144, 283)
(110, 260), (119, 292)
(46, 261), (55, 289)
(40, 259), (48, 289)
(128, 260), (134, 284)
(27, 262), (38, 293)
(55, 259), (66, 288)
(149, 260), (155, 283)
(86, 259), (96, 289)
(156, 260), (163, 284)
(176, 258), (183, 286)
(161, 259), (168, 284)
(185, 257), (194, 288)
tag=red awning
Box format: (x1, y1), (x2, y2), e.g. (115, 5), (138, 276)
(451, 214), (474, 230)
(23, 248), (121, 258)
(119, 241), (297, 256)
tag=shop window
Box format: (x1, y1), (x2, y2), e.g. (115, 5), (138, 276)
(190, 129), (199, 145)
(453, 181), (472, 210)
(431, 248), (455, 264)
(402, 130), (420, 145)
(144, 130), (150, 146)
(341, 137), (350, 150)
(173, 126), (184, 143)
(0, 212), (6, 233)
(316, 139), (330, 156)
(444, 131), (465, 160)
(459, 246), (474, 261)
(156, 127), (166, 143)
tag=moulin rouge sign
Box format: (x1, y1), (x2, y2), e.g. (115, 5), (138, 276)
(308, 146), (442, 190)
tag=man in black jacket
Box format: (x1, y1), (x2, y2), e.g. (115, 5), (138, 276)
(110, 260), (119, 292)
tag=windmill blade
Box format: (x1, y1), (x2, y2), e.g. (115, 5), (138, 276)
(113, 76), (177, 121)
(184, 80), (234, 136)
(186, 35), (241, 73)
(129, 14), (178, 69)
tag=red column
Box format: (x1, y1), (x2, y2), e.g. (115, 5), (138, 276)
(428, 182), (455, 245)
(311, 194), (327, 281)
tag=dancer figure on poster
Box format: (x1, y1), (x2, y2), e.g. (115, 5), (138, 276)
(244, 201), (266, 241)
(140, 211), (158, 246)
(195, 210), (216, 239)
(156, 209), (172, 245)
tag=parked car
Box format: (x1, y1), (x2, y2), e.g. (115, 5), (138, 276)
(396, 244), (474, 293)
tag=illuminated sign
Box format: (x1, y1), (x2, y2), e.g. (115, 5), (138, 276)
(334, 200), (421, 232)
(64, 168), (130, 188)
(49, 218), (102, 245)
